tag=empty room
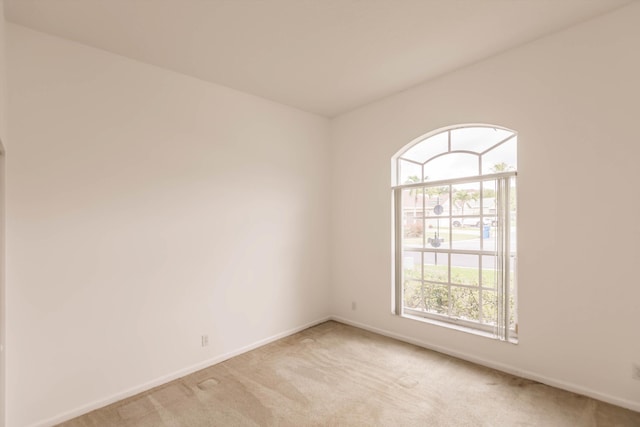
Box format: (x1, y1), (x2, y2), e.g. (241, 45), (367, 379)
(1, 1), (639, 426)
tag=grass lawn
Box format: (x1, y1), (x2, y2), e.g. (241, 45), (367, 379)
(404, 264), (496, 288)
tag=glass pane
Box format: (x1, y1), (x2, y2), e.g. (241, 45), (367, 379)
(424, 152), (479, 181)
(507, 253), (517, 332)
(481, 180), (497, 216)
(403, 280), (424, 311)
(481, 136), (517, 175)
(451, 222), (481, 251)
(509, 178), (517, 252)
(451, 183), (480, 216)
(481, 255), (497, 289)
(424, 251), (448, 267)
(402, 188), (424, 248)
(450, 183), (482, 250)
(508, 178), (517, 332)
(424, 218), (446, 249)
(398, 159), (423, 185)
(425, 214), (447, 236)
(402, 131), (449, 163)
(424, 252), (449, 283)
(479, 180), (497, 251)
(481, 290), (498, 325)
(509, 291), (516, 331)
(451, 127), (514, 153)
(482, 220), (496, 252)
(402, 251), (422, 281)
(450, 254), (478, 286)
(424, 185), (450, 217)
(451, 216), (484, 227)
(451, 287), (480, 321)
(424, 283), (449, 315)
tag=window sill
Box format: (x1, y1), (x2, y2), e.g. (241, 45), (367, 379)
(400, 311), (518, 344)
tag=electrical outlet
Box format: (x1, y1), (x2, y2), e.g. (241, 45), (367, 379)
(201, 335), (209, 347)
(351, 301), (357, 311)
(632, 363), (640, 380)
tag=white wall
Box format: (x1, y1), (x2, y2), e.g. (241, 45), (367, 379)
(0, 0), (5, 145)
(6, 24), (330, 426)
(330, 2), (640, 412)
(0, 1), (7, 426)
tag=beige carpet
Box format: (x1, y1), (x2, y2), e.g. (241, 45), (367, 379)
(59, 321), (640, 426)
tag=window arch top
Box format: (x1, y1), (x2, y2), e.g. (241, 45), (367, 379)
(395, 125), (517, 186)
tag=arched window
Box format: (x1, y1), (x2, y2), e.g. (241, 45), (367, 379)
(392, 125), (517, 342)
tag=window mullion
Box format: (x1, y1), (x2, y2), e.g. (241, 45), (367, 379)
(394, 188), (403, 315)
(504, 178), (512, 341)
(420, 252), (425, 311)
(496, 178), (506, 340)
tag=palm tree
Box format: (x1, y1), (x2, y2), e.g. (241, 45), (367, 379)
(404, 175), (423, 226)
(490, 162), (513, 173)
(425, 186), (448, 199)
(453, 189), (478, 217)
(405, 175), (423, 203)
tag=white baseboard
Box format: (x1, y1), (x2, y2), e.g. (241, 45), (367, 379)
(29, 316), (332, 427)
(27, 314), (639, 426)
(330, 315), (640, 413)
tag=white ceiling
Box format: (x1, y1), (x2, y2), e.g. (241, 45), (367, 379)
(4, 0), (631, 117)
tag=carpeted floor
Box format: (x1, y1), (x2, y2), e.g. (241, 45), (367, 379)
(60, 321), (640, 426)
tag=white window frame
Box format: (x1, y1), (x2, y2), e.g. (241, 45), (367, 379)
(392, 125), (518, 343)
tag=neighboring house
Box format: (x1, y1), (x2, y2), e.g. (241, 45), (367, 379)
(403, 191), (498, 222)
(402, 192), (452, 225)
(461, 196), (496, 216)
